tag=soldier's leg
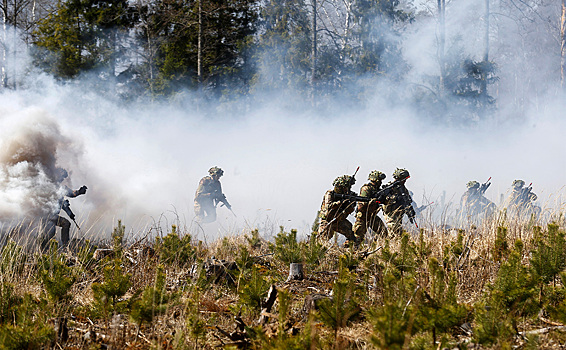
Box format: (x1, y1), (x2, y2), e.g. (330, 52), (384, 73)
(58, 216), (71, 246)
(41, 216), (58, 250)
(317, 220), (332, 241)
(383, 213), (402, 237)
(194, 201), (204, 219)
(369, 214), (387, 238)
(201, 203), (217, 223)
(336, 219), (355, 242)
(353, 211), (367, 244)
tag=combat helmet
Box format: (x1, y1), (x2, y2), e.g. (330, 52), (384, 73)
(209, 166), (224, 177)
(467, 181), (480, 189)
(513, 179), (525, 188)
(393, 168), (410, 180)
(368, 170), (386, 182)
(333, 175), (353, 188)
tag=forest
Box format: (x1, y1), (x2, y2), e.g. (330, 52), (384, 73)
(0, 0), (564, 121)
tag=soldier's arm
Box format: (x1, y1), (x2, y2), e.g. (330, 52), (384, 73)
(65, 185), (87, 198)
(195, 178), (213, 199)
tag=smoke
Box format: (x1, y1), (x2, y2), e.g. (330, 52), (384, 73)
(0, 106), (75, 226)
(0, 0), (565, 244)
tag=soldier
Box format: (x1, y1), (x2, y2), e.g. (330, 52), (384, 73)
(42, 168), (87, 249)
(382, 168), (415, 236)
(460, 180), (496, 221)
(353, 170), (387, 243)
(317, 175), (357, 244)
(506, 179), (540, 218)
(194, 166), (232, 223)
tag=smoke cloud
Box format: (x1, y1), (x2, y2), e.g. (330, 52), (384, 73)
(0, 0), (565, 244)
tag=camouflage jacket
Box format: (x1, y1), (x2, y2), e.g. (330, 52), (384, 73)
(382, 182), (415, 218)
(194, 176), (223, 203)
(319, 190), (357, 222)
(357, 181), (383, 213)
(507, 188), (537, 208)
(460, 189), (493, 215)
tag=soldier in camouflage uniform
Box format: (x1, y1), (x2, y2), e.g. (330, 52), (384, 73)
(382, 168), (415, 236)
(194, 167), (229, 223)
(460, 180), (496, 220)
(41, 168), (87, 249)
(353, 170), (387, 242)
(317, 175), (357, 243)
(506, 179), (541, 219)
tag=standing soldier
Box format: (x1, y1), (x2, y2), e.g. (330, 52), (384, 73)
(382, 168), (415, 236)
(42, 168), (87, 250)
(353, 170), (387, 243)
(318, 175), (357, 244)
(506, 179), (540, 218)
(194, 166), (232, 223)
(460, 180), (496, 221)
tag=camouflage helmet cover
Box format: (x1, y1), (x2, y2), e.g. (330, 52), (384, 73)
(368, 170), (386, 182)
(513, 179), (525, 188)
(333, 175), (353, 188)
(467, 181), (480, 189)
(393, 168), (410, 180)
(209, 166), (224, 176)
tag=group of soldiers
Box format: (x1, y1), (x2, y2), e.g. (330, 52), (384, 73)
(192, 166), (417, 246)
(460, 177), (540, 222)
(45, 165), (540, 250)
(192, 166), (542, 247)
(317, 168), (416, 246)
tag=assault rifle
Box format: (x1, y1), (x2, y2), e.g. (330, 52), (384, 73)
(521, 182), (535, 201)
(332, 174), (410, 204)
(216, 193), (236, 217)
(62, 199), (81, 230)
(479, 177), (491, 195)
(350, 166), (360, 186)
(415, 202), (434, 214)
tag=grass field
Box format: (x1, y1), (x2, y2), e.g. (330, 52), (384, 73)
(1, 207), (566, 349)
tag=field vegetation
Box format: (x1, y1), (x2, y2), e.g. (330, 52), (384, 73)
(2, 212), (566, 349)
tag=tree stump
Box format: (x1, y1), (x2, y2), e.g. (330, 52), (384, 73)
(286, 263), (304, 282)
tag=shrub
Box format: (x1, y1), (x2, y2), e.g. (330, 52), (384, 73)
(156, 225), (196, 267)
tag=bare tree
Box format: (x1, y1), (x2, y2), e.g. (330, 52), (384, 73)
(311, 0), (317, 106)
(561, 0), (566, 89)
(437, 0), (446, 98)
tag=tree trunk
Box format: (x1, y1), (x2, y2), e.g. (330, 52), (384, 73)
(437, 0), (445, 98)
(311, 0), (317, 106)
(561, 0), (566, 90)
(480, 0), (489, 97)
(11, 0), (16, 89)
(197, 0), (202, 84)
(1, 3), (7, 88)
(286, 263), (304, 282)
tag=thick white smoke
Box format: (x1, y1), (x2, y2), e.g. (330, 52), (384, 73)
(0, 0), (565, 244)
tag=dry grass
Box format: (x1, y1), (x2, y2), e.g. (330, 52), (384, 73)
(1, 207), (566, 349)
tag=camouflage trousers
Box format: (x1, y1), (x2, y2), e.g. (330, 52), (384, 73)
(194, 199), (217, 223)
(353, 211), (387, 242)
(318, 218), (355, 242)
(383, 212), (404, 237)
(41, 215), (71, 250)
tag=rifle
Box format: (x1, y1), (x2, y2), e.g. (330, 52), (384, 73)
(332, 193), (381, 203)
(350, 166), (360, 186)
(332, 174), (411, 204)
(216, 193), (237, 217)
(521, 183), (534, 201)
(375, 175), (411, 203)
(416, 202), (434, 214)
(62, 199), (81, 230)
(479, 177), (491, 195)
